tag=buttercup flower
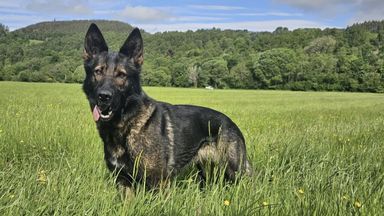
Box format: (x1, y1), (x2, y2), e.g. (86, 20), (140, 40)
(224, 200), (230, 206)
(354, 200), (362, 208)
(37, 170), (47, 184)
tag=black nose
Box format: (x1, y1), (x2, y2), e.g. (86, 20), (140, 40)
(98, 90), (112, 103)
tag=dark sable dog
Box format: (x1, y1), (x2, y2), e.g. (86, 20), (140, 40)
(82, 23), (251, 188)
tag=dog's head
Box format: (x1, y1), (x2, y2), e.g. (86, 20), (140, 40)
(82, 23), (143, 122)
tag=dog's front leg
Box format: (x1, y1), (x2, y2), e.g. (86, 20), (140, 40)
(117, 183), (135, 201)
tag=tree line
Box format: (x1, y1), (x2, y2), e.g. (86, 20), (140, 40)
(0, 20), (384, 92)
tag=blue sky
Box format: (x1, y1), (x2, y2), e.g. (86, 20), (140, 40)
(0, 0), (383, 33)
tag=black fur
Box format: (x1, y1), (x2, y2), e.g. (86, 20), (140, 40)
(82, 23), (251, 189)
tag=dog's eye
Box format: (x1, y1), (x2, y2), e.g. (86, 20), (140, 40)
(94, 68), (103, 76)
(116, 71), (126, 79)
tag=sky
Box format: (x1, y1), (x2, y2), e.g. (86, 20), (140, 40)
(1, 0), (384, 33)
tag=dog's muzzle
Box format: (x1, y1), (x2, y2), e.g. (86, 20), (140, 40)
(93, 90), (114, 122)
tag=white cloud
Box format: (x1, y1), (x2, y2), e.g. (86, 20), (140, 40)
(348, 0), (384, 24)
(170, 16), (228, 22)
(0, 1), (20, 8)
(276, 0), (384, 22)
(188, 5), (245, 10)
(26, 0), (93, 15)
(238, 12), (303, 17)
(94, 10), (117, 15)
(275, 0), (355, 11)
(136, 19), (336, 33)
(0, 14), (45, 30)
(72, 5), (91, 14)
(119, 6), (172, 23)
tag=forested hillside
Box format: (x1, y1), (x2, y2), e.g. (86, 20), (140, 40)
(1, 20), (384, 92)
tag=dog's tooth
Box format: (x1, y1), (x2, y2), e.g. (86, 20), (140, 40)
(100, 113), (111, 118)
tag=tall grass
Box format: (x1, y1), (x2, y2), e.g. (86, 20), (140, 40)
(0, 82), (383, 215)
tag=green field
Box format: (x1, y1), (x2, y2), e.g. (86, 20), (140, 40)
(1, 81), (383, 215)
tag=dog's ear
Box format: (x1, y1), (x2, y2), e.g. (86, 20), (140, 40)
(119, 28), (144, 66)
(83, 23), (108, 60)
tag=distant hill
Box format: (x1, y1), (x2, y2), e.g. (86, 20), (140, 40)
(1, 19), (384, 92)
(13, 20), (135, 39)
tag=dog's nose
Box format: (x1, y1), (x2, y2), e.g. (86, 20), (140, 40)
(98, 90), (112, 103)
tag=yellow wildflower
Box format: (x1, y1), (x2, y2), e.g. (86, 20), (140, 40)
(224, 200), (230, 206)
(37, 170), (47, 184)
(354, 200), (362, 208)
(262, 201), (269, 206)
(298, 189), (304, 194)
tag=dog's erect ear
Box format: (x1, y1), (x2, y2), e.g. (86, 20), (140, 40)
(84, 23), (108, 59)
(119, 28), (143, 65)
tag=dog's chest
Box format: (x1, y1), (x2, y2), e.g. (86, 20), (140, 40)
(106, 143), (126, 169)
(103, 128), (163, 174)
(104, 105), (167, 176)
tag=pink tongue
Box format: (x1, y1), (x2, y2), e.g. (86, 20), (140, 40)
(93, 106), (100, 121)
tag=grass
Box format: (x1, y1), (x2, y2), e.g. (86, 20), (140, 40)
(28, 39), (44, 45)
(0, 81), (383, 215)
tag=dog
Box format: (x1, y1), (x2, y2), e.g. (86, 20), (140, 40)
(82, 23), (252, 189)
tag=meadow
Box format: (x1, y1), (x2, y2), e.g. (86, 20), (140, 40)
(0, 81), (383, 215)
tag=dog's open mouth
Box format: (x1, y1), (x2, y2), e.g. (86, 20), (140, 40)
(93, 105), (113, 121)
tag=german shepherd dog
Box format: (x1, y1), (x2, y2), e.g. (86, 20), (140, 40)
(82, 23), (251, 189)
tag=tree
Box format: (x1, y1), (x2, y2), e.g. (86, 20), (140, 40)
(304, 36), (337, 54)
(8, 46), (24, 63)
(0, 23), (8, 37)
(187, 64), (201, 88)
(0, 19), (383, 92)
(170, 62), (189, 87)
(361, 72), (382, 92)
(253, 48), (299, 89)
(226, 63), (253, 89)
(72, 65), (85, 83)
(201, 58), (229, 88)
(142, 66), (171, 87)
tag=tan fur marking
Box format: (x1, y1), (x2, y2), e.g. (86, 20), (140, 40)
(126, 104), (161, 173)
(165, 113), (175, 173)
(94, 65), (105, 81)
(82, 49), (90, 60)
(127, 104), (155, 146)
(193, 125), (239, 168)
(193, 144), (220, 164)
(94, 65), (103, 71)
(116, 65), (127, 75)
(136, 56), (144, 65)
(112, 145), (125, 158)
(215, 125), (228, 163)
(116, 66), (128, 87)
(106, 141), (126, 168)
(226, 141), (239, 162)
